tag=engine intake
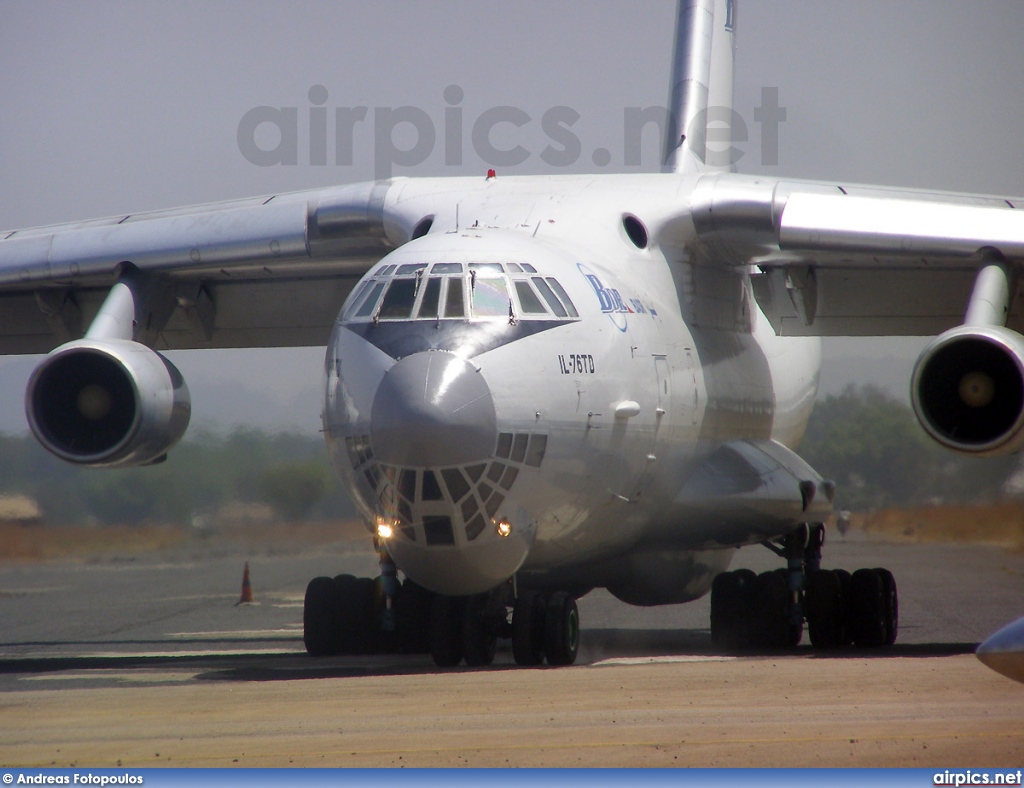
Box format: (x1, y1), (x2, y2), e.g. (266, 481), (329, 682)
(26, 339), (191, 467)
(911, 325), (1024, 456)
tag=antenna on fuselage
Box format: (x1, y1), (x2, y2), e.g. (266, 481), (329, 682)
(663, 0), (737, 174)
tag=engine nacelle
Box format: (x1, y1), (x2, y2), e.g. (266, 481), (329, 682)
(25, 339), (191, 468)
(911, 325), (1024, 456)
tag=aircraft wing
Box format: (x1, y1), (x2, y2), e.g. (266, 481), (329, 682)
(0, 180), (396, 353)
(7, 170), (1024, 354)
(684, 174), (1024, 337)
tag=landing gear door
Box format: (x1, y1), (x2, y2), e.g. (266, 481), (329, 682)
(654, 354), (672, 440)
(633, 354), (673, 500)
(683, 348), (698, 427)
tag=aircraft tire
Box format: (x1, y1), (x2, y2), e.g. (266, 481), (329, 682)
(396, 578), (433, 654)
(511, 594), (546, 666)
(875, 567), (899, 645)
(835, 569), (853, 644)
(753, 570), (793, 648)
(710, 569), (756, 650)
(347, 576), (380, 654)
(461, 594), (497, 667)
(429, 595), (465, 667)
(849, 568), (887, 647)
(710, 572), (735, 649)
(331, 574), (360, 654)
(544, 591), (579, 666)
(805, 569), (844, 649)
(303, 576), (342, 656)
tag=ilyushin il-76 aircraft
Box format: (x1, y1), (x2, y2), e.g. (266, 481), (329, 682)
(3, 0), (1024, 671)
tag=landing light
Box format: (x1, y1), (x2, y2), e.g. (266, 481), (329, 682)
(376, 520), (395, 540)
(495, 519), (513, 538)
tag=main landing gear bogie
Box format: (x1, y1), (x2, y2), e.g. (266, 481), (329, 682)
(710, 524), (899, 652)
(302, 573), (386, 656)
(804, 566), (898, 649)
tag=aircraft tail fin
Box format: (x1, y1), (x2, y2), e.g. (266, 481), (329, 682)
(664, 0), (737, 174)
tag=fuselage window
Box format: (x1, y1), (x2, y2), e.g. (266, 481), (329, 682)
(545, 277), (579, 318)
(378, 278), (419, 319)
(417, 276), (442, 318)
(472, 277), (510, 317)
(531, 277), (568, 318)
(514, 280), (548, 314)
(354, 281), (387, 318)
(444, 277), (466, 318)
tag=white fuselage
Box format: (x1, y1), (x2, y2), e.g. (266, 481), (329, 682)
(322, 174), (822, 603)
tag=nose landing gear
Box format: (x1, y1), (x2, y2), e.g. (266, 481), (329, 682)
(428, 593), (503, 667)
(710, 523), (899, 651)
(303, 549), (582, 667)
(426, 587), (580, 667)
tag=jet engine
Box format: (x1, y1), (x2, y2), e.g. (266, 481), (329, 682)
(25, 339), (191, 468)
(911, 325), (1024, 457)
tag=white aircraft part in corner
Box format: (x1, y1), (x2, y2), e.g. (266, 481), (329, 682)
(1, 0), (1022, 671)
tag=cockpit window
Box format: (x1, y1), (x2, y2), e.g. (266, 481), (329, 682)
(417, 277), (442, 319)
(531, 277), (569, 318)
(445, 277), (466, 317)
(471, 277), (510, 317)
(545, 277), (579, 318)
(514, 280), (547, 314)
(343, 280), (371, 319)
(469, 262), (504, 273)
(354, 281), (386, 318)
(345, 262), (579, 324)
(431, 262), (463, 274)
(378, 278), (419, 319)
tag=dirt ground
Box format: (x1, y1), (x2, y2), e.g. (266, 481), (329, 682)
(1, 653), (1020, 767)
(2, 508), (1023, 768)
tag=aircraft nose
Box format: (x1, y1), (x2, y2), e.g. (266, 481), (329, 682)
(371, 351), (497, 467)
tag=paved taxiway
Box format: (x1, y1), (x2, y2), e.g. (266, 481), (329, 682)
(1, 530), (1022, 766)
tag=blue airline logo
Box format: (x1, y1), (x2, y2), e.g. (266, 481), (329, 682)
(577, 262), (657, 332)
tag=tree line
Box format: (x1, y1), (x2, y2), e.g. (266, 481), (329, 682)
(0, 428), (355, 526)
(1, 385), (1019, 526)
(799, 384), (1020, 511)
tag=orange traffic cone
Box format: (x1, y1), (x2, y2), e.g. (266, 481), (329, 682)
(237, 562), (254, 605)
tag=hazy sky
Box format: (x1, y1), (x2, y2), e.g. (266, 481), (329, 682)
(2, 1), (1023, 434)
